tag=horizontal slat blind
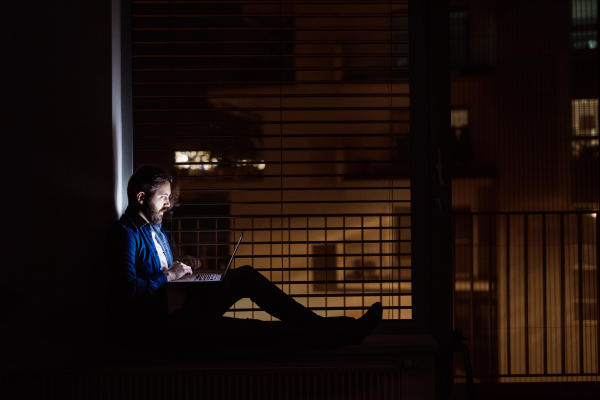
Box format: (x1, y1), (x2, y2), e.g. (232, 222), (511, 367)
(132, 0), (411, 320)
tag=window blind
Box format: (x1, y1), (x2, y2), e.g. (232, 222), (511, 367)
(131, 0), (411, 320)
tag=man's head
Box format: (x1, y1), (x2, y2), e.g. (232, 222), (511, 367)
(127, 165), (173, 225)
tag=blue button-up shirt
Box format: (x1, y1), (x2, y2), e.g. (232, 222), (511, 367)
(106, 206), (174, 341)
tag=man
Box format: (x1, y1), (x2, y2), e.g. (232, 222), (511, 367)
(106, 165), (381, 352)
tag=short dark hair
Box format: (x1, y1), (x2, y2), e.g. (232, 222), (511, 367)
(127, 165), (173, 206)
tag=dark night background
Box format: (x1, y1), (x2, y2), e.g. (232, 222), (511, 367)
(1, 1), (598, 399)
(2, 0), (115, 368)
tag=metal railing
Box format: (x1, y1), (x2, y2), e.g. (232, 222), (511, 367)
(166, 212), (412, 320)
(452, 211), (599, 382)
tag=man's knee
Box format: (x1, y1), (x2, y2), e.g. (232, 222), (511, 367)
(236, 265), (254, 273)
(234, 265), (255, 277)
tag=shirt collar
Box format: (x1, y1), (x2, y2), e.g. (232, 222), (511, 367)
(124, 206), (151, 230)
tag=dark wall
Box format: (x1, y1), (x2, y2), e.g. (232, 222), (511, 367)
(2, 0), (115, 369)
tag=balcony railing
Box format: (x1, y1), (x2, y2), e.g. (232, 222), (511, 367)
(164, 211), (412, 321)
(452, 211), (599, 382)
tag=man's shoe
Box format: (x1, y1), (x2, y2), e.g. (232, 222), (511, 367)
(349, 302), (382, 344)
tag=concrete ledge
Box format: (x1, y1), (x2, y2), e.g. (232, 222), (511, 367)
(103, 334), (438, 367)
(1, 335), (439, 400)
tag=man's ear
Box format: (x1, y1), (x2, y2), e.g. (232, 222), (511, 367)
(137, 191), (145, 204)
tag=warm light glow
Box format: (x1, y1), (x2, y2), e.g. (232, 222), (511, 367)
(451, 109), (469, 128)
(571, 99), (599, 157)
(175, 150), (212, 170)
(175, 151), (264, 173)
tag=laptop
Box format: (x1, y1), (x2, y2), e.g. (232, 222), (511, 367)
(172, 233), (243, 282)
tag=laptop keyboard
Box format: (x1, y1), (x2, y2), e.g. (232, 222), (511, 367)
(194, 273), (221, 281)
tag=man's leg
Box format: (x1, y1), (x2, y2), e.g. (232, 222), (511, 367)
(181, 265), (383, 345)
(184, 265), (325, 326)
(166, 311), (351, 350)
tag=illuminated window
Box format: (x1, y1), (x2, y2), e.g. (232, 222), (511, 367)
(572, 0), (598, 26)
(451, 109), (469, 129)
(572, 0), (598, 49)
(132, 1), (412, 321)
(571, 99), (599, 158)
(174, 151), (265, 175)
(451, 108), (472, 171)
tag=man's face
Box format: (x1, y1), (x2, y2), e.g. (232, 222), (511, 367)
(140, 181), (171, 225)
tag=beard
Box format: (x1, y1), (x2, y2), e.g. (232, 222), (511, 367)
(141, 202), (166, 225)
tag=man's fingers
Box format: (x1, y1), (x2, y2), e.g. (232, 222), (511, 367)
(170, 261), (193, 277)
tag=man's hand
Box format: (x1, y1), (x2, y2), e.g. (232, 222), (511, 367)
(164, 261), (192, 282)
(182, 256), (202, 270)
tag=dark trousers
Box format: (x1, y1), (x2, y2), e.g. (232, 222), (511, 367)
(166, 266), (350, 349)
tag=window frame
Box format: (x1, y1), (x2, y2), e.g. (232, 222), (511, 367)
(116, 0), (452, 337)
